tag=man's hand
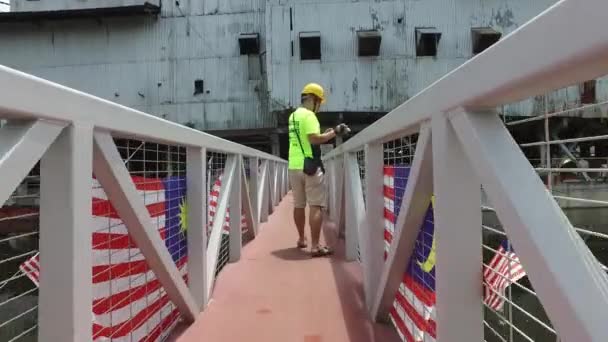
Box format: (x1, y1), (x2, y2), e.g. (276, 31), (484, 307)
(334, 123), (351, 136)
(324, 127), (335, 134)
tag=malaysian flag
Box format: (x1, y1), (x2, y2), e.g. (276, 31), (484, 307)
(384, 165), (437, 342)
(483, 240), (526, 311)
(19, 173), (246, 341)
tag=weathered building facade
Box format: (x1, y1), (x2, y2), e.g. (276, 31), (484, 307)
(3, 0), (602, 156)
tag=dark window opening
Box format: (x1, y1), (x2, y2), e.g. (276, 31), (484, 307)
(415, 27), (441, 57)
(581, 80), (596, 104)
(471, 27), (501, 54)
(357, 30), (381, 57)
(238, 33), (260, 55)
(194, 79), (204, 95)
(299, 32), (321, 60)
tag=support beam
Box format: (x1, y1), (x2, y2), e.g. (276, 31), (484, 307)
(186, 146), (207, 309)
(344, 153), (365, 261)
(258, 160), (269, 223)
(242, 160), (258, 238)
(206, 156), (236, 296)
(372, 124), (433, 321)
(0, 120), (65, 206)
(271, 161), (279, 207)
(38, 124), (93, 342)
(230, 155), (243, 262)
(246, 157), (259, 236)
(93, 132), (198, 322)
(433, 112), (483, 342)
(451, 110), (608, 342)
(363, 143), (385, 312)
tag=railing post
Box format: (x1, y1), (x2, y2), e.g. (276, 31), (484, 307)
(363, 143), (384, 312)
(344, 153), (364, 261)
(250, 157), (260, 231)
(258, 160), (269, 223)
(38, 124), (93, 342)
(277, 163), (283, 201)
(326, 159), (336, 222)
(272, 161), (280, 207)
(432, 113), (483, 342)
(229, 155), (243, 262)
(284, 164), (289, 196)
(186, 146), (207, 309)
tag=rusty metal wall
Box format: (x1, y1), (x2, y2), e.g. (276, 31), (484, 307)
(267, 0), (565, 116)
(0, 0), (273, 131)
(10, 0), (160, 12)
(0, 0), (588, 134)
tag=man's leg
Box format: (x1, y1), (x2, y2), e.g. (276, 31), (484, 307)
(289, 170), (307, 247)
(306, 170), (331, 256)
(309, 205), (323, 248)
(294, 207), (306, 244)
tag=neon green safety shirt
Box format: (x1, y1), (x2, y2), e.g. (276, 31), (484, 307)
(288, 107), (320, 170)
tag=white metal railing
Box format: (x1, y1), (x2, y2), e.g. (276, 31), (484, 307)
(0, 64), (289, 341)
(323, 1), (608, 342)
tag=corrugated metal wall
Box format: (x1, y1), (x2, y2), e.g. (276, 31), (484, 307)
(1, 0), (592, 133)
(0, 0), (273, 130)
(267, 0), (562, 115)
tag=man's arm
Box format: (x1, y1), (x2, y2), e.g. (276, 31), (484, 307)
(308, 128), (336, 145)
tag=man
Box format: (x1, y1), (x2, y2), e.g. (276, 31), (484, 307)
(288, 83), (349, 257)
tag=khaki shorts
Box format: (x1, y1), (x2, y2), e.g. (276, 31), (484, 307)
(289, 169), (327, 208)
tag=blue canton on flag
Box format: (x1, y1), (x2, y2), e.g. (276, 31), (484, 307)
(163, 176), (188, 265)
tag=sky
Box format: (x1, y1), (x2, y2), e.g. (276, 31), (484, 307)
(0, 0), (8, 12)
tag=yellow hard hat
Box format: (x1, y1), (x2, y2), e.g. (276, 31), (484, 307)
(301, 83), (326, 103)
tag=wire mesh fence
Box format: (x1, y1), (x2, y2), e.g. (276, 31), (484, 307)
(88, 138), (186, 341)
(481, 76), (608, 342)
(381, 133), (435, 341)
(0, 156), (39, 342)
(206, 152), (229, 277)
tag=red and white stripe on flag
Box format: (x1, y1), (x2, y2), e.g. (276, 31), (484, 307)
(383, 166), (436, 342)
(483, 242), (526, 311)
(207, 174), (248, 235)
(20, 176), (184, 342)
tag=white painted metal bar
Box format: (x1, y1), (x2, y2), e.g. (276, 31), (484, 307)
(451, 110), (608, 342)
(327, 159), (337, 223)
(258, 160), (269, 223)
(186, 146), (207, 309)
(372, 124), (433, 321)
(363, 143), (385, 312)
(272, 161), (280, 207)
(229, 155), (243, 262)
(0, 69), (284, 163)
(505, 100), (608, 126)
(92, 131), (198, 322)
(520, 134), (608, 147)
(344, 153), (365, 261)
(249, 157), (260, 233)
(283, 165), (289, 196)
(38, 124), (93, 342)
(333, 158), (346, 238)
(0, 120), (65, 206)
(206, 155), (236, 296)
(432, 112), (483, 342)
(241, 158), (256, 238)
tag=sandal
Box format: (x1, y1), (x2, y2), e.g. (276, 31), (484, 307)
(297, 239), (308, 249)
(311, 246), (333, 258)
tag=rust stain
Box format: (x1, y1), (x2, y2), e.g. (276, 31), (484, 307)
(304, 335), (322, 342)
(256, 308), (272, 315)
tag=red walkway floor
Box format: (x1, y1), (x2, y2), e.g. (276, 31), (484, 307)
(173, 194), (400, 342)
